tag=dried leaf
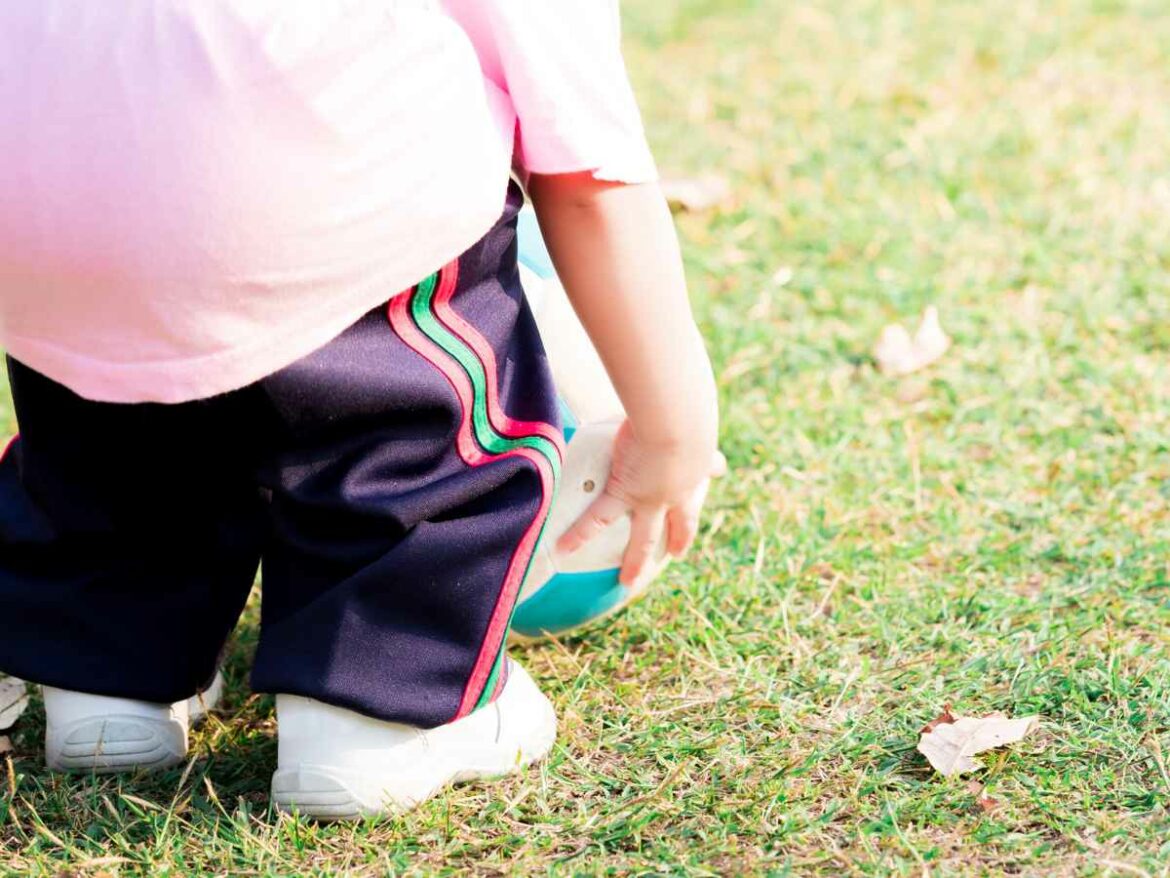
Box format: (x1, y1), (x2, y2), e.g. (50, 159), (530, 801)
(976, 793), (1001, 813)
(660, 174), (731, 212)
(0, 735), (11, 756)
(921, 704), (957, 734)
(917, 710), (1039, 776)
(874, 306), (952, 376)
(0, 675), (29, 731)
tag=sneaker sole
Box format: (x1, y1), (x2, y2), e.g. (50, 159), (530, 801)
(270, 728), (556, 821)
(47, 715), (187, 774)
(271, 766), (441, 820)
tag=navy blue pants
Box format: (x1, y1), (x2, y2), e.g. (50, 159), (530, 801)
(0, 188), (562, 728)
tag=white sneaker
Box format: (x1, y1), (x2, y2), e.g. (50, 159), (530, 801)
(271, 660), (556, 821)
(43, 671), (225, 773)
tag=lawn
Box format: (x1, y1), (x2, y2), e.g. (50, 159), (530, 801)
(3, 0), (1170, 874)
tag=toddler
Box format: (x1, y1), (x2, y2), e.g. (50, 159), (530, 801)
(0, 0), (720, 819)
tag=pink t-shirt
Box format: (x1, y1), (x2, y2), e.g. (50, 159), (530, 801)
(0, 0), (656, 403)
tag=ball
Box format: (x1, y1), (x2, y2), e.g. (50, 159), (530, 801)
(510, 208), (670, 642)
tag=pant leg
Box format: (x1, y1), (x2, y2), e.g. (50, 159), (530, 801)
(0, 359), (266, 702)
(252, 186), (563, 728)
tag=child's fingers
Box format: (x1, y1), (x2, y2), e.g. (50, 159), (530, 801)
(620, 506), (666, 586)
(557, 490), (628, 555)
(665, 504), (699, 556)
(665, 480), (711, 557)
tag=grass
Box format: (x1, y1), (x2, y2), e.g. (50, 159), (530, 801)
(3, 0), (1170, 873)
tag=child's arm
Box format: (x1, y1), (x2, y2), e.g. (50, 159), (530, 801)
(527, 172), (723, 585)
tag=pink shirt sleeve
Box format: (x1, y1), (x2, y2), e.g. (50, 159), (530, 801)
(443, 0), (658, 183)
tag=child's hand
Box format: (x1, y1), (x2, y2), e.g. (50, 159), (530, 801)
(529, 172), (722, 586)
(557, 420), (725, 586)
